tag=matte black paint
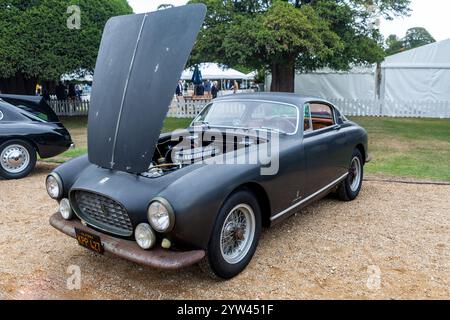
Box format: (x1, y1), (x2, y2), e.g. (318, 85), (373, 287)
(0, 96), (72, 159)
(52, 93), (368, 250)
(88, 4), (207, 174)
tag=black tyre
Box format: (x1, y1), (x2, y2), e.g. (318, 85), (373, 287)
(337, 149), (364, 201)
(0, 140), (37, 179)
(201, 189), (262, 279)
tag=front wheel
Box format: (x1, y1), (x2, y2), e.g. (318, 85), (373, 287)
(201, 189), (262, 279)
(0, 140), (37, 179)
(337, 149), (364, 201)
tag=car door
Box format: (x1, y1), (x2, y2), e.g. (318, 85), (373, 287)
(302, 102), (347, 196)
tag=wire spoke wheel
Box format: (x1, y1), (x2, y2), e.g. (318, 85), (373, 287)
(220, 204), (256, 265)
(349, 156), (362, 192)
(0, 144), (30, 174)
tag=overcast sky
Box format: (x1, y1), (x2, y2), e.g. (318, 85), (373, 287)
(127, 0), (450, 41)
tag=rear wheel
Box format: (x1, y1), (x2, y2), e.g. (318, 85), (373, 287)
(201, 189), (261, 279)
(337, 149), (363, 201)
(0, 140), (37, 179)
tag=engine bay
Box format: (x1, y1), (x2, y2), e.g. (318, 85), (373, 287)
(142, 131), (267, 178)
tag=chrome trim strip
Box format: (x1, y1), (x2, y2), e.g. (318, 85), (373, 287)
(191, 99), (300, 136)
(270, 173), (349, 221)
(110, 13), (148, 168)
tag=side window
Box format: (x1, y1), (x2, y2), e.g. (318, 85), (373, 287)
(303, 103), (312, 132)
(310, 103), (335, 131)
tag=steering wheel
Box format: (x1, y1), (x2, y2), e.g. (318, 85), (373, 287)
(263, 116), (296, 133)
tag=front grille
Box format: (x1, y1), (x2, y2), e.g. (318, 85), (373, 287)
(73, 191), (133, 237)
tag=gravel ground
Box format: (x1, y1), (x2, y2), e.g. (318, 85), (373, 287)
(0, 162), (449, 300)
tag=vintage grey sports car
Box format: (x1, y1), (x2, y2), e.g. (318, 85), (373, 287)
(46, 5), (369, 279)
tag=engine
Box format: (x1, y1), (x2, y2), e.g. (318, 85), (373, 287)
(142, 131), (263, 178)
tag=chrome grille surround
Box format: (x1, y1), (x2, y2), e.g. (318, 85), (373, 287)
(72, 190), (133, 237)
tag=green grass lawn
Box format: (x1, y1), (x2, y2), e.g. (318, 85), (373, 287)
(350, 117), (450, 181)
(47, 116), (450, 181)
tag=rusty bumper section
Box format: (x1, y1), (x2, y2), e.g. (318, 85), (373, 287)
(49, 213), (205, 270)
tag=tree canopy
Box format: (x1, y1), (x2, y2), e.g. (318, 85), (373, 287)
(385, 27), (436, 56)
(0, 0), (132, 93)
(188, 0), (411, 92)
(403, 27), (436, 50)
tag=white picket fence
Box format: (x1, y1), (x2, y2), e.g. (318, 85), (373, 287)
(49, 97), (450, 119)
(167, 97), (211, 118)
(329, 99), (450, 119)
(49, 99), (90, 116)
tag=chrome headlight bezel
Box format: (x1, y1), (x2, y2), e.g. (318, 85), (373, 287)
(46, 173), (63, 200)
(135, 223), (156, 250)
(59, 198), (73, 220)
(147, 197), (175, 233)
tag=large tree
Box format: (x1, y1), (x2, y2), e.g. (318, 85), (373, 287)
(188, 0), (411, 92)
(0, 0), (132, 94)
(385, 34), (404, 55)
(385, 27), (436, 56)
(403, 27), (435, 50)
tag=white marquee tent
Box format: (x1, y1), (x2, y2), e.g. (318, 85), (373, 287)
(381, 38), (450, 101)
(180, 63), (247, 81)
(265, 65), (376, 100)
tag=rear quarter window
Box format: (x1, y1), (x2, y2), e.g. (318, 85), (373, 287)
(13, 103), (49, 121)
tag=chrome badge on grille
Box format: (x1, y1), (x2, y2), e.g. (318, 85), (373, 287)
(100, 203), (110, 217)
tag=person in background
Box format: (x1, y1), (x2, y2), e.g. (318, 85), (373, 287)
(75, 84), (83, 100)
(204, 79), (212, 98)
(36, 88), (41, 96)
(42, 90), (51, 102)
(68, 83), (76, 100)
(175, 80), (183, 96)
(196, 82), (205, 96)
(55, 81), (67, 100)
(211, 81), (219, 99)
(231, 80), (239, 94)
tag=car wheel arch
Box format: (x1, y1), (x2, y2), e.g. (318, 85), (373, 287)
(1, 137), (39, 156)
(2, 137), (39, 155)
(355, 144), (366, 164)
(226, 182), (271, 228)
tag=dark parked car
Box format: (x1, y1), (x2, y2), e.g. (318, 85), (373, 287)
(0, 94), (73, 179)
(46, 5), (369, 279)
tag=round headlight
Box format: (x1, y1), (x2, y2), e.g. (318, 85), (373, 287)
(147, 198), (175, 233)
(46, 173), (63, 199)
(135, 223), (156, 250)
(59, 198), (73, 220)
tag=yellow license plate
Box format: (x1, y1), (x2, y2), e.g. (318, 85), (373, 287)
(75, 228), (104, 254)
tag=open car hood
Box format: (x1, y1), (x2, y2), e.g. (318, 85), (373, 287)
(88, 4), (206, 173)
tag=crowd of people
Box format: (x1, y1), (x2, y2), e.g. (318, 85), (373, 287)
(176, 79), (241, 99)
(36, 82), (92, 101)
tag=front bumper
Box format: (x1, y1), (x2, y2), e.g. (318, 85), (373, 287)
(49, 213), (205, 270)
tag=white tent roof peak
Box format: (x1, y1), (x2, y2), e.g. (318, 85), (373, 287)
(246, 71), (257, 80)
(382, 38), (450, 69)
(181, 62), (247, 80)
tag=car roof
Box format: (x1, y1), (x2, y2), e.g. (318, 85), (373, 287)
(214, 92), (331, 107)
